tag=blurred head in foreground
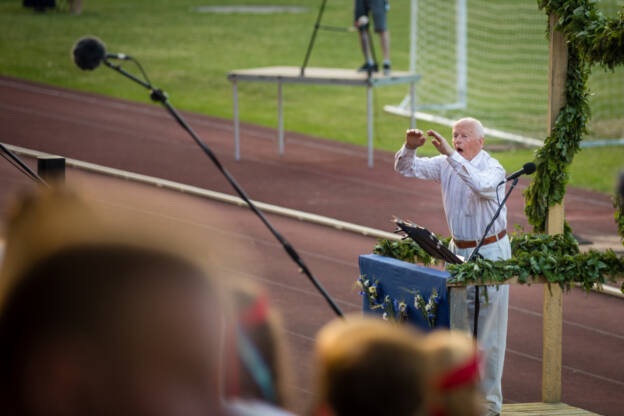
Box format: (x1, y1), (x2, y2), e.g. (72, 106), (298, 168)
(223, 278), (294, 415)
(423, 331), (483, 416)
(0, 187), (226, 416)
(311, 315), (426, 416)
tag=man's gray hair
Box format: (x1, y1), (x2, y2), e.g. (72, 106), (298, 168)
(454, 117), (484, 139)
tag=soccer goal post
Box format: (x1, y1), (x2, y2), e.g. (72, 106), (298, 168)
(387, 0), (624, 148)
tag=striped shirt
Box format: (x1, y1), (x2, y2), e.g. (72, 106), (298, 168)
(394, 145), (507, 241)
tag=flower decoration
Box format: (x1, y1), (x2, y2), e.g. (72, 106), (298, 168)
(356, 275), (383, 310)
(412, 288), (440, 328)
(356, 275), (408, 323)
(381, 295), (408, 323)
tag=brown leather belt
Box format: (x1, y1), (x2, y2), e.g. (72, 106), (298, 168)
(453, 230), (507, 249)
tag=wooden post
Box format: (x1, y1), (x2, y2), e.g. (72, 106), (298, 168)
(37, 156), (66, 184)
(542, 13), (567, 404)
(449, 287), (469, 332)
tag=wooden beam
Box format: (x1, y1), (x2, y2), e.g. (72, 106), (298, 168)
(542, 13), (567, 403)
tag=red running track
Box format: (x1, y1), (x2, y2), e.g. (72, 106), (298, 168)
(0, 76), (623, 415)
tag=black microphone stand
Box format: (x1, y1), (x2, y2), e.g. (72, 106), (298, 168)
(466, 177), (518, 338)
(300, 0), (328, 77)
(102, 59), (344, 318)
(0, 143), (48, 187)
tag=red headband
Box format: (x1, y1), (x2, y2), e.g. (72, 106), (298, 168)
(238, 293), (270, 328)
(436, 352), (481, 391)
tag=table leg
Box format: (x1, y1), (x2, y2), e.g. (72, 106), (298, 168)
(367, 85), (373, 168)
(278, 81), (284, 155)
(410, 81), (416, 129)
(233, 79), (240, 160)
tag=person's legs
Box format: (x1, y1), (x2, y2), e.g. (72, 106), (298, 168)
(379, 30), (390, 62)
(354, 0), (376, 72)
(450, 237), (511, 416)
(370, 0), (390, 74)
(466, 285), (508, 415)
(473, 237), (511, 415)
(378, 30), (391, 74)
(358, 30), (372, 63)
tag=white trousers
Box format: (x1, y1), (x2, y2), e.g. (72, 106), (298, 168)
(449, 235), (511, 415)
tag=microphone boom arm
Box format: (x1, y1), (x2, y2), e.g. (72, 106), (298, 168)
(102, 60), (344, 317)
(0, 142), (48, 186)
(467, 177), (518, 262)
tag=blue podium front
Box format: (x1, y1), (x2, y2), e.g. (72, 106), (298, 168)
(358, 254), (451, 331)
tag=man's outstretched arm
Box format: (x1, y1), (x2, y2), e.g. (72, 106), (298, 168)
(394, 129), (442, 181)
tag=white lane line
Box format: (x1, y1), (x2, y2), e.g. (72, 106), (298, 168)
(509, 305), (624, 340)
(0, 102), (198, 150)
(218, 266), (361, 311)
(87, 194), (364, 309)
(283, 330), (315, 343)
(90, 197), (364, 270)
(506, 348), (624, 387)
(70, 183), (364, 306)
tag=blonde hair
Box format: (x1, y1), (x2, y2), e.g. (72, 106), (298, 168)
(313, 315), (426, 416)
(0, 186), (217, 305)
(224, 277), (292, 407)
(422, 330), (483, 416)
(0, 186), (226, 414)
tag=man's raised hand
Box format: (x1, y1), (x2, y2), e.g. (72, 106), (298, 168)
(427, 130), (454, 156)
(405, 129), (426, 149)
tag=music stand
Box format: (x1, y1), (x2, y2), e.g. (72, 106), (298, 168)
(394, 218), (463, 265)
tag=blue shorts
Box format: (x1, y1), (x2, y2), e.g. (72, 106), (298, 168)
(354, 0), (387, 32)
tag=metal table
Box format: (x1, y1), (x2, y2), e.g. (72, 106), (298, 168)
(227, 66), (419, 167)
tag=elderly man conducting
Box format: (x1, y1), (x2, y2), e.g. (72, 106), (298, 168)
(394, 117), (510, 416)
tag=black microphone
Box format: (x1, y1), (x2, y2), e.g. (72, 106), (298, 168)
(501, 162), (536, 184)
(72, 36), (128, 70)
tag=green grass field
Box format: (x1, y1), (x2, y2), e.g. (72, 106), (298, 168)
(0, 0), (622, 193)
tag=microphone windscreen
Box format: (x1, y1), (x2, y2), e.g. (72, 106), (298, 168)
(523, 162), (536, 175)
(72, 37), (106, 70)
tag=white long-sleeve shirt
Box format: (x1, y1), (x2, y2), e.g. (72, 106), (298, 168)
(394, 145), (507, 241)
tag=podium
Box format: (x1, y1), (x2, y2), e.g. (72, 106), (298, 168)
(359, 254), (451, 331)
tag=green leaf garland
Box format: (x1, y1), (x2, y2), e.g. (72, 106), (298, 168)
(525, 1), (624, 235)
(615, 184), (624, 247)
(374, 233), (624, 293)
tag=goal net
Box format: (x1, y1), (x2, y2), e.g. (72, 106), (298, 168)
(385, 0), (624, 147)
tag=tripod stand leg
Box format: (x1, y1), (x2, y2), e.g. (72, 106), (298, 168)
(301, 0), (328, 76)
